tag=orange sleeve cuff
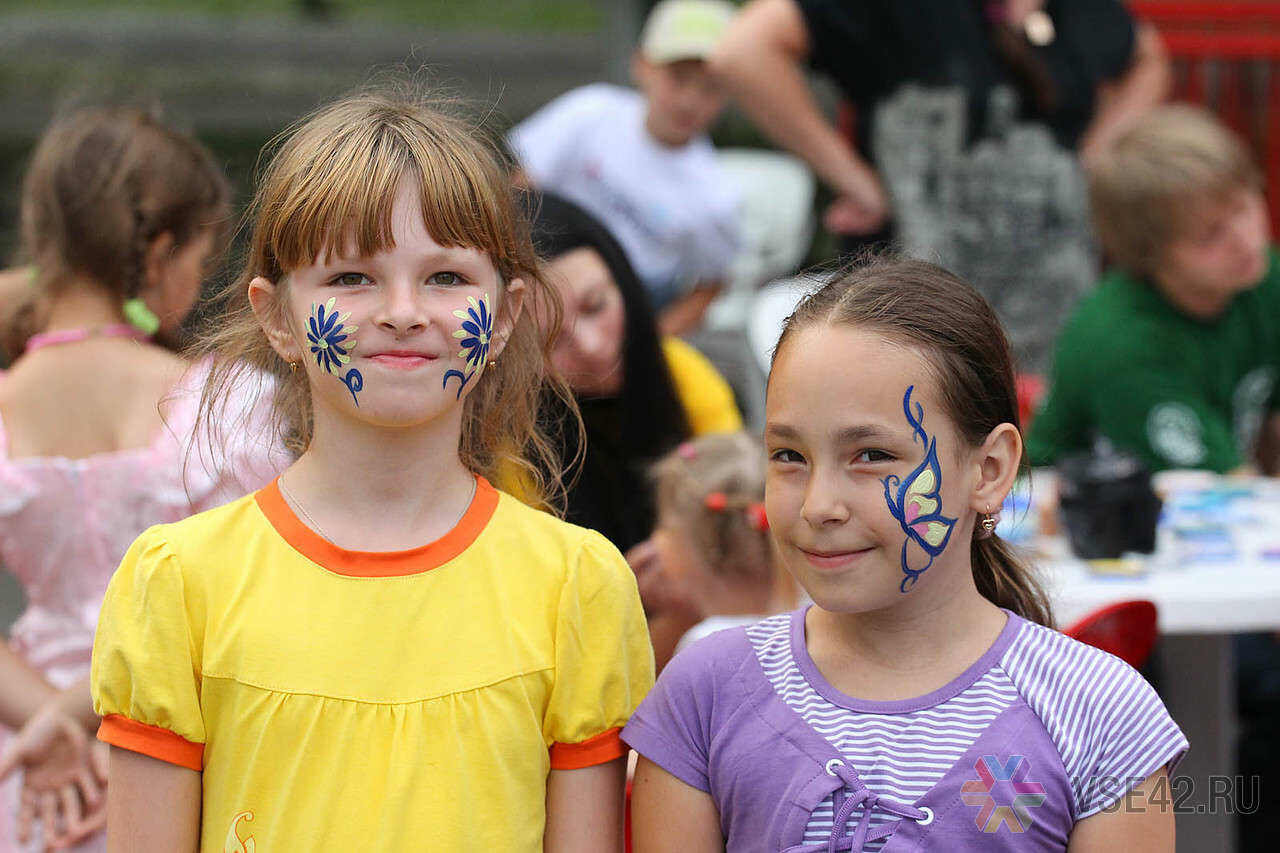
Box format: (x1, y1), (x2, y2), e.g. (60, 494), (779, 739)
(549, 726), (627, 770)
(98, 714), (204, 771)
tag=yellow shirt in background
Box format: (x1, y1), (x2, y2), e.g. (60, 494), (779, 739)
(91, 476), (653, 851)
(661, 336), (743, 435)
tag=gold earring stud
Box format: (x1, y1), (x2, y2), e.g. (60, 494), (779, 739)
(289, 361), (298, 374)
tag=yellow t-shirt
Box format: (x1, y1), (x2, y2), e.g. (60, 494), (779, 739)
(91, 476), (654, 851)
(660, 336), (743, 435)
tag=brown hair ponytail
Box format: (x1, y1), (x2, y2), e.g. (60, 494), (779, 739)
(773, 256), (1054, 627)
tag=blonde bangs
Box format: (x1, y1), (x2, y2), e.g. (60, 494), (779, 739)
(253, 100), (518, 280)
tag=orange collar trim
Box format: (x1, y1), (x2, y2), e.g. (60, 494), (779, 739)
(254, 475), (499, 578)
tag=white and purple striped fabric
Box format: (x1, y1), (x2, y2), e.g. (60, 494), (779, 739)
(747, 611), (1188, 849)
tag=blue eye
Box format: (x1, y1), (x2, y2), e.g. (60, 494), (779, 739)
(429, 271), (466, 286)
(332, 272), (371, 287)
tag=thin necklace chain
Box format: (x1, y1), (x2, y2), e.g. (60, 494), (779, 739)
(277, 474), (478, 547)
(277, 476), (335, 543)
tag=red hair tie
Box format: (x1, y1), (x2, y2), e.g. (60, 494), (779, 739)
(746, 502), (769, 532)
(704, 492), (728, 512)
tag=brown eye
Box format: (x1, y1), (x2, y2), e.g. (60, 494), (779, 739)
(333, 273), (370, 287)
(429, 271), (464, 286)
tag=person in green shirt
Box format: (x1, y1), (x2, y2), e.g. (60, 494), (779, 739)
(1027, 104), (1278, 474)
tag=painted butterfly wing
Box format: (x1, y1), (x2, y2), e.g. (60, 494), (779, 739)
(897, 439), (956, 556)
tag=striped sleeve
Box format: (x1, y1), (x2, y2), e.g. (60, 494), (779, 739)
(1001, 622), (1189, 820)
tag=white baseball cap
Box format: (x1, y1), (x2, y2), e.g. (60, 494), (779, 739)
(639, 0), (738, 64)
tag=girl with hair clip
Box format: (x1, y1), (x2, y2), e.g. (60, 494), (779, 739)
(649, 431), (797, 658)
(623, 258), (1187, 852)
(0, 106), (285, 853)
(89, 91), (653, 852)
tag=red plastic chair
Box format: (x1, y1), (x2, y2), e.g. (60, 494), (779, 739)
(1063, 600), (1160, 669)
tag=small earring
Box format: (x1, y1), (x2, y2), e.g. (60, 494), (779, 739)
(979, 506), (997, 538)
(487, 358), (498, 368)
(289, 361), (298, 374)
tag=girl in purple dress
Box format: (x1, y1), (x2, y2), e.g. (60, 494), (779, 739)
(623, 257), (1186, 851)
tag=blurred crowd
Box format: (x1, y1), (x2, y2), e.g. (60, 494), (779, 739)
(0, 0), (1277, 850)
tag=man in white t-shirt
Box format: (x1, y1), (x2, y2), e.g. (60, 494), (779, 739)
(509, 0), (741, 335)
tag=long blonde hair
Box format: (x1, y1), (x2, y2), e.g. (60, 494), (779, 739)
(193, 88), (578, 510)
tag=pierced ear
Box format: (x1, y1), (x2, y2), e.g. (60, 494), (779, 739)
(969, 423), (1023, 515)
(491, 277), (526, 361)
(247, 276), (301, 363)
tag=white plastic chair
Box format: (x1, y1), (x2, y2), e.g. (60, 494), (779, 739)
(745, 273), (827, 375)
(703, 148), (816, 332)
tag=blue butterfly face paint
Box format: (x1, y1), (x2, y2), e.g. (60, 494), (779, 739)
(442, 293), (493, 400)
(882, 385), (957, 593)
(307, 296), (364, 407)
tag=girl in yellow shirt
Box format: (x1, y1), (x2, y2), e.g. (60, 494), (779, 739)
(89, 91), (654, 852)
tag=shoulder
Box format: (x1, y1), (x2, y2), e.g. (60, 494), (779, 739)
(1058, 270), (1168, 360)
(526, 83), (636, 122)
(135, 492), (267, 577)
(1000, 616), (1186, 813)
(488, 490), (633, 579)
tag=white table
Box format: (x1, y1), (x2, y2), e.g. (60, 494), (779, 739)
(1035, 475), (1280, 853)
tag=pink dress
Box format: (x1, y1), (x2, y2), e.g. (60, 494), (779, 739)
(0, 359), (288, 852)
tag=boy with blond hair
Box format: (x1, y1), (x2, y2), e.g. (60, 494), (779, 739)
(1027, 104), (1278, 474)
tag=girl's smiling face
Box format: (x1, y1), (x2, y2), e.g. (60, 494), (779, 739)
(764, 324), (981, 614)
(252, 179), (523, 429)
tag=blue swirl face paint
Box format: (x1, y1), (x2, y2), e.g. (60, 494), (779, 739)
(882, 385), (957, 592)
(307, 296), (364, 406)
(442, 293), (493, 400)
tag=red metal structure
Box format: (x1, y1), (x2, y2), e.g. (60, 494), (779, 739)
(1130, 1), (1280, 233)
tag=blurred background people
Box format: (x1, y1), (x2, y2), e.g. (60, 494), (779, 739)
(711, 0), (1171, 374)
(528, 193), (742, 664)
(1027, 105), (1276, 475)
(0, 106), (286, 852)
(648, 431), (797, 670)
(510, 0), (741, 337)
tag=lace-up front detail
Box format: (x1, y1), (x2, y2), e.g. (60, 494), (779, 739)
(788, 758), (931, 852)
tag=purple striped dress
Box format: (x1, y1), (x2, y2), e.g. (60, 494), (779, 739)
(622, 608), (1187, 852)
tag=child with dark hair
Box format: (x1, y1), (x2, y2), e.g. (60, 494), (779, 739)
(624, 257), (1186, 851)
(0, 105), (284, 852)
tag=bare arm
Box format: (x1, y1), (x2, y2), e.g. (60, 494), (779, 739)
(1255, 412), (1280, 475)
(0, 641), (56, 729)
(1079, 23), (1171, 166)
(107, 747), (201, 853)
(709, 0), (888, 232)
(656, 282), (722, 339)
(543, 757), (626, 852)
(1066, 768), (1175, 852)
(630, 756), (722, 853)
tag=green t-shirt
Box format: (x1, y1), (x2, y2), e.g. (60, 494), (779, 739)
(1027, 249), (1280, 473)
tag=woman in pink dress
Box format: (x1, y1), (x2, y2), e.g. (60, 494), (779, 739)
(0, 106), (287, 852)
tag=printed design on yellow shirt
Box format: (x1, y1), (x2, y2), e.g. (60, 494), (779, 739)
(223, 811), (256, 853)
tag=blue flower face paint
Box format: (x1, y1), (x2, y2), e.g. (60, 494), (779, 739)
(442, 293), (493, 400)
(882, 385), (957, 592)
(307, 296), (364, 406)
